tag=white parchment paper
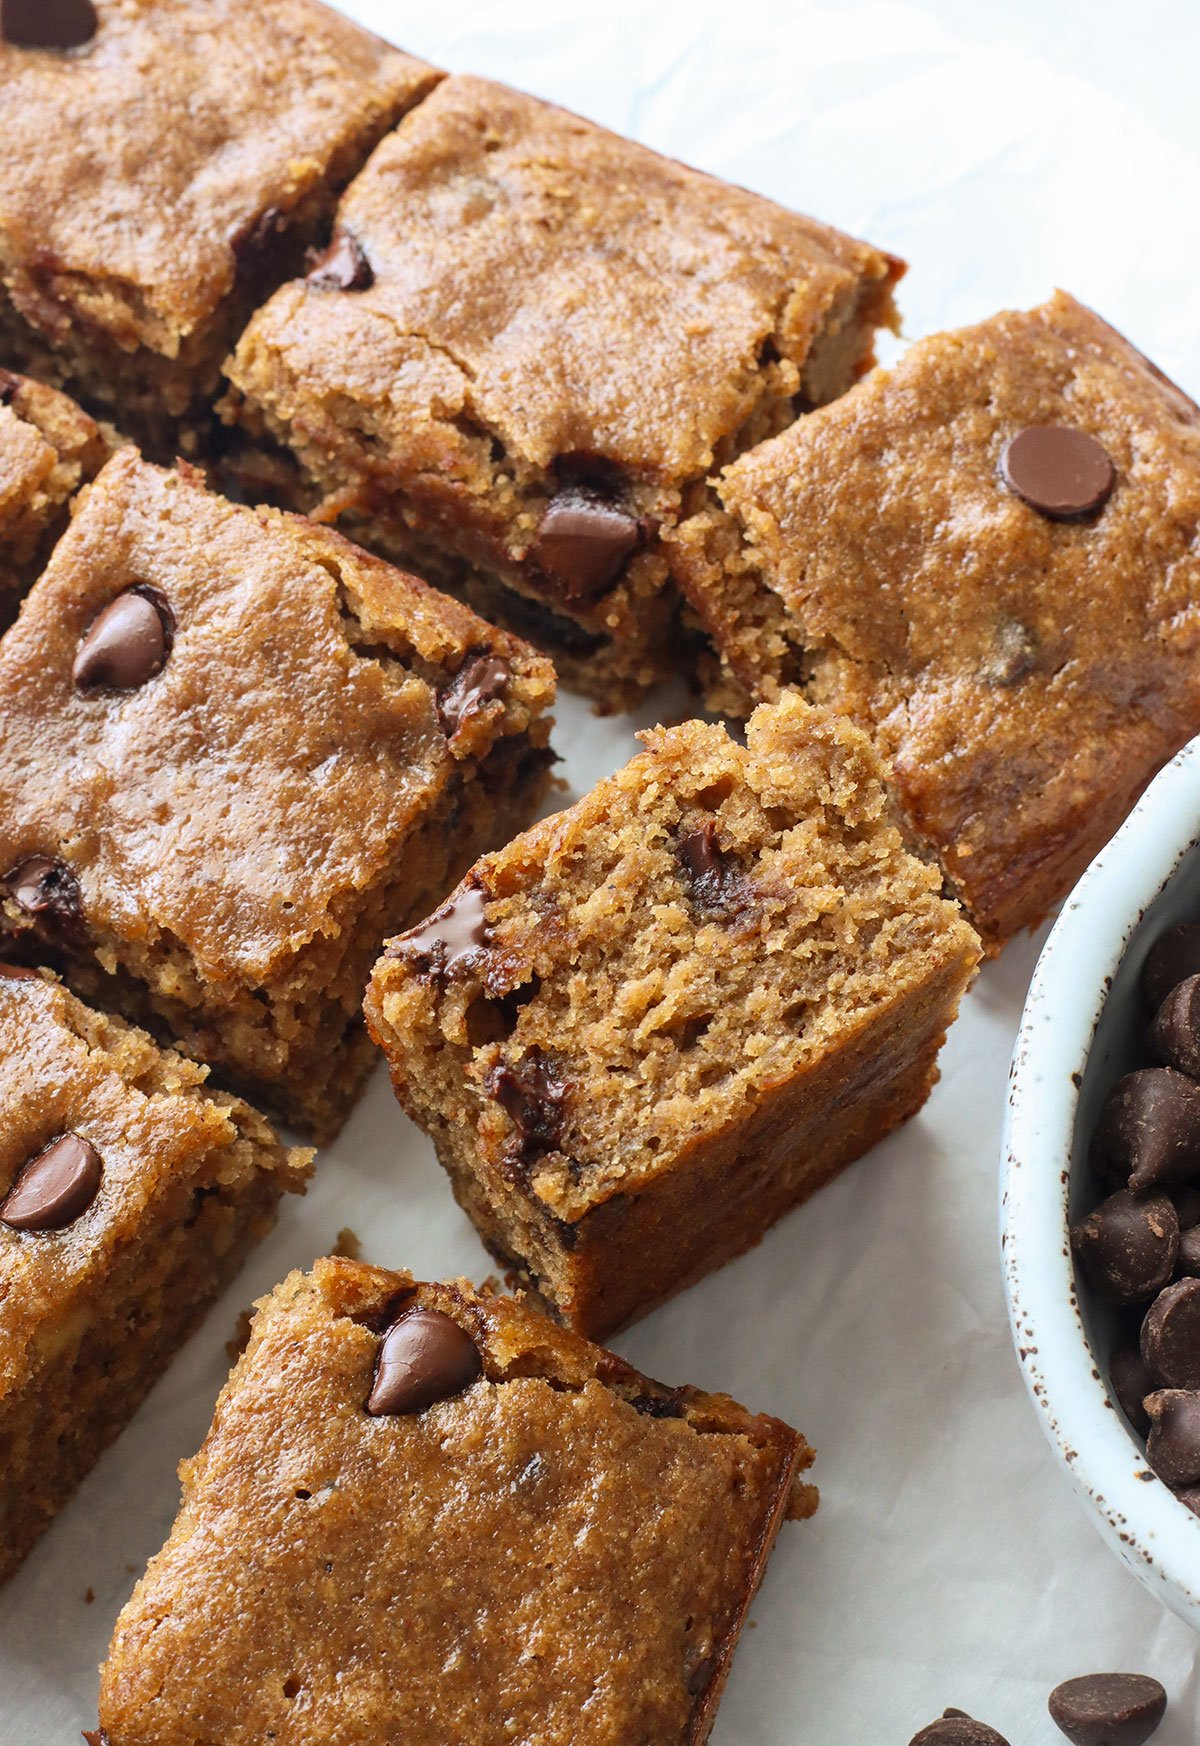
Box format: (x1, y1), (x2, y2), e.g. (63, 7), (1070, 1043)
(5, 2), (1200, 1738)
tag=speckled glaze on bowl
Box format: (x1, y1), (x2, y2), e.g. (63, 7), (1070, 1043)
(1003, 735), (1200, 1630)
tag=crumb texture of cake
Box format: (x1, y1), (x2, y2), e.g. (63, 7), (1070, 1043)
(0, 367), (111, 624)
(0, 970), (309, 1584)
(223, 73), (902, 701)
(670, 290), (1200, 948)
(0, 0), (440, 444)
(0, 449), (555, 1139)
(367, 695), (980, 1336)
(97, 1257), (810, 1746)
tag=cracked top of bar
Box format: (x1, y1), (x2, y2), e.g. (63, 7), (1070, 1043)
(0, 449), (554, 987)
(0, 0), (438, 350)
(671, 292), (1200, 947)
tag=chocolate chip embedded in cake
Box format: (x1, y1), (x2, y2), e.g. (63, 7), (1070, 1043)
(0, 0), (440, 453)
(222, 74), (902, 703)
(366, 694), (979, 1337)
(0, 972), (309, 1585)
(0, 449), (555, 1140)
(670, 291), (1200, 949)
(94, 1257), (812, 1746)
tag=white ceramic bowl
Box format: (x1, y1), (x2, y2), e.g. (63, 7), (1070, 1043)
(1003, 735), (1200, 1629)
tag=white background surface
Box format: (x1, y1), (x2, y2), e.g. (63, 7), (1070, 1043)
(5, 1), (1200, 1739)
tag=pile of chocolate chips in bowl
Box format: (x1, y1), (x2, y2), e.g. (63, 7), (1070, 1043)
(1073, 921), (1200, 1502)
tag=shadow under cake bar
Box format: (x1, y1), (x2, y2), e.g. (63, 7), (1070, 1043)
(94, 1257), (811, 1746)
(0, 0), (440, 451)
(0, 367), (111, 627)
(0, 448), (555, 1140)
(0, 967), (309, 1586)
(221, 73), (903, 705)
(367, 695), (980, 1338)
(670, 290), (1200, 951)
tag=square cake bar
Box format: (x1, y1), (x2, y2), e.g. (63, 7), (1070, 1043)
(0, 367), (110, 626)
(367, 696), (979, 1337)
(95, 1257), (811, 1745)
(0, 0), (440, 449)
(0, 449), (555, 1140)
(223, 74), (902, 703)
(0, 968), (308, 1584)
(670, 291), (1200, 949)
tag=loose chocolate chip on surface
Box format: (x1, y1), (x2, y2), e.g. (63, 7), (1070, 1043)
(1143, 924), (1200, 1015)
(1070, 1191), (1178, 1306)
(909, 1711), (1010, 1745)
(392, 884), (490, 977)
(306, 229), (374, 292)
(1145, 1389), (1200, 1486)
(439, 652), (511, 736)
(1110, 1344), (1155, 1436)
(531, 490), (639, 605)
(488, 1047), (568, 1160)
(677, 819), (749, 914)
(1, 0), (97, 48)
(366, 1307), (481, 1416)
(1177, 1226), (1200, 1276)
(1, 1133), (102, 1232)
(1094, 1069), (1200, 1193)
(1141, 1278), (1200, 1387)
(1151, 974), (1200, 1078)
(4, 855), (82, 934)
(1048, 1673), (1167, 1746)
(73, 587), (173, 693)
(1175, 1485), (1200, 1517)
(1000, 426), (1115, 520)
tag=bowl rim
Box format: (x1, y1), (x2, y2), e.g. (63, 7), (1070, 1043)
(1002, 734), (1200, 1627)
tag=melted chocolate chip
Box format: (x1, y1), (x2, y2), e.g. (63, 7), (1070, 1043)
(531, 490), (639, 605)
(1143, 924), (1200, 1015)
(73, 587), (173, 694)
(629, 1391), (687, 1420)
(439, 652), (511, 736)
(909, 1713), (1011, 1746)
(686, 1653), (715, 1698)
(488, 1048), (567, 1160)
(1146, 1388), (1200, 1486)
(306, 230), (374, 292)
(1070, 1191), (1178, 1306)
(4, 855), (82, 936)
(1, 0), (97, 48)
(677, 819), (749, 914)
(1000, 426), (1115, 520)
(1151, 974), (1200, 1078)
(1, 1133), (102, 1232)
(1141, 1278), (1200, 1388)
(366, 1307), (481, 1416)
(1048, 1674), (1167, 1746)
(392, 885), (490, 978)
(1094, 1069), (1200, 1193)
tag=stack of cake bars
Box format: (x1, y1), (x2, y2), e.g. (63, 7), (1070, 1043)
(1, 3), (1199, 1741)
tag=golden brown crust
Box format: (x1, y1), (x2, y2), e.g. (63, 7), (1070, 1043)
(97, 1258), (808, 1746)
(670, 291), (1200, 949)
(0, 369), (111, 622)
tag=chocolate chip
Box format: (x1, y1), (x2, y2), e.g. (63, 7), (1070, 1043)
(306, 229), (374, 292)
(0, 370), (17, 406)
(487, 1048), (567, 1161)
(439, 652), (511, 736)
(686, 1653), (714, 1697)
(1146, 1389), (1200, 1485)
(1141, 1278), (1200, 1387)
(1, 0), (97, 48)
(1178, 1226), (1200, 1276)
(1048, 1673), (1167, 1746)
(677, 819), (749, 914)
(909, 1712), (1010, 1745)
(1143, 924), (1200, 1015)
(1171, 1184), (1200, 1228)
(629, 1391), (687, 1420)
(1110, 1344), (1155, 1436)
(366, 1307), (481, 1416)
(1151, 974), (1200, 1078)
(1094, 1069), (1200, 1193)
(1000, 426), (1115, 520)
(4, 855), (82, 936)
(73, 587), (173, 694)
(1176, 1485), (1200, 1517)
(1070, 1191), (1178, 1306)
(1, 1133), (102, 1232)
(392, 884), (489, 977)
(531, 490), (639, 605)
